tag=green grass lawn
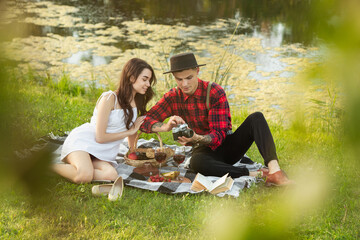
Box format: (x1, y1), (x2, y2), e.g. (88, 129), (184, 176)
(0, 71), (359, 239)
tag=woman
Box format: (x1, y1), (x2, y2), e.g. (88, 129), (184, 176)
(52, 58), (156, 183)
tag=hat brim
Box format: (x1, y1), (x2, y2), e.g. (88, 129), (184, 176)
(163, 64), (206, 74)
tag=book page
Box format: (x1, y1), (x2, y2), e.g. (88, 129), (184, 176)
(194, 173), (213, 190)
(210, 177), (234, 195)
(208, 173), (229, 192)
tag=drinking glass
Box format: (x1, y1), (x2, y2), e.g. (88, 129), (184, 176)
(154, 147), (167, 172)
(173, 147), (185, 169)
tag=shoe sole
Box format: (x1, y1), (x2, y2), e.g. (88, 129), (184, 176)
(265, 179), (295, 187)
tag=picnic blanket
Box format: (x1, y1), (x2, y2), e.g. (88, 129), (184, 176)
(20, 133), (264, 198)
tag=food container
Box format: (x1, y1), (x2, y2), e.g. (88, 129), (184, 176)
(124, 132), (174, 167)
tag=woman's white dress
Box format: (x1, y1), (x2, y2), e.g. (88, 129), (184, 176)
(60, 91), (137, 166)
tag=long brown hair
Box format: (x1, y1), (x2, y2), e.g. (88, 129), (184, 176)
(116, 58), (156, 129)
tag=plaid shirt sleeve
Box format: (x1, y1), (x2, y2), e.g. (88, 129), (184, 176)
(207, 85), (232, 150)
(140, 90), (175, 133)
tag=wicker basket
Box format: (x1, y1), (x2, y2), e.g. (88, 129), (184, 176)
(124, 132), (174, 167)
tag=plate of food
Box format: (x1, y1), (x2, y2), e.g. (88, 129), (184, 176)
(147, 171), (191, 183)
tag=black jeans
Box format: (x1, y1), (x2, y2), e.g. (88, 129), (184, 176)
(189, 112), (278, 178)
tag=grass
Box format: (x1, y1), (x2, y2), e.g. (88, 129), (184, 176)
(0, 69), (359, 239)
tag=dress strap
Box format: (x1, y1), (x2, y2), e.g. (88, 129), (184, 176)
(96, 91), (118, 109)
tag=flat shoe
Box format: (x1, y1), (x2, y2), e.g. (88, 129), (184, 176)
(108, 176), (124, 201)
(92, 184), (113, 196)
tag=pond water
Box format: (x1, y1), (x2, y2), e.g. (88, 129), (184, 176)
(1, 0), (329, 122)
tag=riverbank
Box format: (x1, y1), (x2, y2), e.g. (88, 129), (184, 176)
(1, 0), (330, 124)
(0, 70), (358, 239)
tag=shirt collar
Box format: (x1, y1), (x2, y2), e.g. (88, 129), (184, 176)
(181, 78), (204, 101)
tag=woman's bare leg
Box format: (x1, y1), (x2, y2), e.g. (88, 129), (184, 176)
(92, 159), (118, 181)
(52, 151), (94, 183)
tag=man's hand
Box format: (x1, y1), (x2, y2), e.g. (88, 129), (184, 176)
(151, 115), (185, 132)
(177, 132), (212, 146)
(177, 135), (193, 145)
(165, 115), (185, 131)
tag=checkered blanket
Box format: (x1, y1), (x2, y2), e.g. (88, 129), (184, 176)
(22, 134), (263, 198)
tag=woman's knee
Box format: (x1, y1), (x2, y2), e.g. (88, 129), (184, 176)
(103, 167), (118, 181)
(74, 170), (93, 184)
(93, 160), (118, 181)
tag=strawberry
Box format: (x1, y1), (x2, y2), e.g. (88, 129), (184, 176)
(149, 174), (174, 182)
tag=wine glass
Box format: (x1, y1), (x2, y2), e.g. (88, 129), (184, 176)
(173, 147), (185, 181)
(173, 147), (185, 169)
(154, 147), (167, 172)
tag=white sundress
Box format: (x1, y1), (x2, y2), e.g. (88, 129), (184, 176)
(60, 91), (137, 166)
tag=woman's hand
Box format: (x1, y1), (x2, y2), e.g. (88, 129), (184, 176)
(130, 116), (146, 134)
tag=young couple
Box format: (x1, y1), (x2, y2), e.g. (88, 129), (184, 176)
(53, 53), (292, 186)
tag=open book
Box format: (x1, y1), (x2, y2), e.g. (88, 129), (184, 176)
(190, 173), (234, 195)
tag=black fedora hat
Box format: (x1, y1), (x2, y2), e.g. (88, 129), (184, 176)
(163, 52), (206, 74)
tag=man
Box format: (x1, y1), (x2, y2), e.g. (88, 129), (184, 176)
(140, 52), (292, 186)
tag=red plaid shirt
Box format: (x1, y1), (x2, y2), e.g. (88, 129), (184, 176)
(141, 79), (232, 150)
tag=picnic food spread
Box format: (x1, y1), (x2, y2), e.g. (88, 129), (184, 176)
(124, 132), (174, 167)
(149, 174), (172, 182)
(127, 151), (152, 160)
(148, 171), (180, 182)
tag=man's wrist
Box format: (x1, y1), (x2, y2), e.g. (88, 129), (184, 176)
(192, 134), (212, 146)
(192, 134), (201, 143)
